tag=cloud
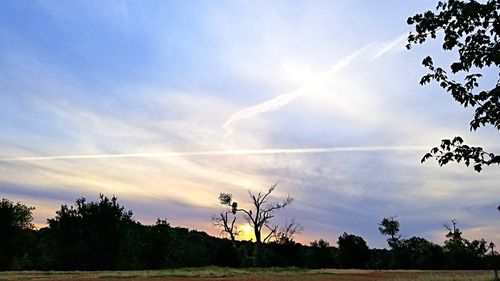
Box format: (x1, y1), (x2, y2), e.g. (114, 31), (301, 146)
(1, 2), (499, 250)
(0, 145), (429, 162)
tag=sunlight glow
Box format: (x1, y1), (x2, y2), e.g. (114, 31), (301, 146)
(239, 223), (254, 241)
(281, 61), (316, 85)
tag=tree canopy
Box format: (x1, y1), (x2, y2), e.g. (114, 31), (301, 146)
(0, 195), (497, 270)
(379, 216), (401, 249)
(46, 194), (137, 270)
(337, 233), (370, 269)
(0, 198), (35, 270)
(407, 0), (500, 172)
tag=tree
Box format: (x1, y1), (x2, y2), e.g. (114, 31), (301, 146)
(378, 217), (444, 269)
(397, 237), (444, 269)
(378, 216), (401, 249)
(47, 194), (137, 270)
(407, 0), (500, 172)
(212, 193), (239, 243)
(140, 219), (172, 269)
(0, 198), (35, 270)
(216, 184), (293, 244)
(275, 219), (303, 244)
(488, 242), (499, 281)
(309, 239), (337, 268)
(337, 232), (370, 268)
(442, 219), (488, 269)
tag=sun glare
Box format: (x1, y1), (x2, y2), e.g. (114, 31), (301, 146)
(239, 224), (254, 241)
(282, 61), (316, 85)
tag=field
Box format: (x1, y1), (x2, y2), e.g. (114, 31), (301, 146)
(0, 267), (496, 281)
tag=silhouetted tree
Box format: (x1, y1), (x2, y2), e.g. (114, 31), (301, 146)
(397, 237), (445, 269)
(310, 238), (330, 249)
(213, 193), (239, 243)
(378, 216), (401, 249)
(211, 238), (241, 267)
(442, 219), (468, 268)
(442, 219), (488, 269)
(489, 242), (499, 281)
(47, 194), (137, 270)
(2, 195), (497, 270)
(337, 233), (370, 269)
(378, 217), (444, 269)
(140, 219), (172, 269)
(369, 248), (392, 269)
(170, 228), (211, 267)
(216, 184), (294, 266)
(407, 0), (500, 172)
(309, 239), (337, 268)
(0, 198), (35, 270)
(275, 219), (303, 244)
(217, 184), (293, 244)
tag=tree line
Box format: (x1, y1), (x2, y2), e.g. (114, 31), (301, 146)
(0, 194), (498, 271)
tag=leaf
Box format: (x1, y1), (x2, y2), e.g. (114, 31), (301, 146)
(474, 164), (482, 173)
(452, 136), (463, 144)
(450, 62), (463, 73)
(421, 153), (433, 163)
(422, 56), (433, 67)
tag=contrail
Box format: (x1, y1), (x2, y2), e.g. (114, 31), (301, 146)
(370, 33), (407, 61)
(222, 44), (372, 137)
(222, 34), (408, 137)
(0, 145), (429, 162)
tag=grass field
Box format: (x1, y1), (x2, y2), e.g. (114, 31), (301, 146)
(0, 267), (496, 281)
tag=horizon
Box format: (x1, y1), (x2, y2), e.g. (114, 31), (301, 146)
(0, 1), (499, 249)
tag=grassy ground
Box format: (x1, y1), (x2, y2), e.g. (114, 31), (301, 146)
(0, 267), (496, 281)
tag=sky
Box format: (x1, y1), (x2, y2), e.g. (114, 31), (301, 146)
(0, 0), (499, 248)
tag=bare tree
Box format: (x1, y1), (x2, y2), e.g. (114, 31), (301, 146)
(275, 219), (303, 244)
(217, 183), (293, 244)
(212, 193), (239, 242)
(242, 184), (293, 244)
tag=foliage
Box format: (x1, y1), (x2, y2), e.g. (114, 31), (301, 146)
(308, 239), (338, 268)
(0, 198), (35, 270)
(378, 216), (444, 269)
(337, 233), (370, 269)
(139, 219), (172, 269)
(442, 219), (488, 269)
(378, 216), (401, 249)
(0, 198), (34, 229)
(396, 236), (445, 269)
(46, 194), (137, 270)
(0, 196), (495, 270)
(407, 0), (500, 172)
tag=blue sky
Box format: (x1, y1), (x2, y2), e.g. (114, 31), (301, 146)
(0, 1), (499, 248)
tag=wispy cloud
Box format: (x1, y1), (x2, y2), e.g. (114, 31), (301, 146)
(0, 145), (429, 162)
(1, 0), (499, 248)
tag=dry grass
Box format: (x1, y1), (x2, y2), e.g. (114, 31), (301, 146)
(0, 267), (495, 281)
